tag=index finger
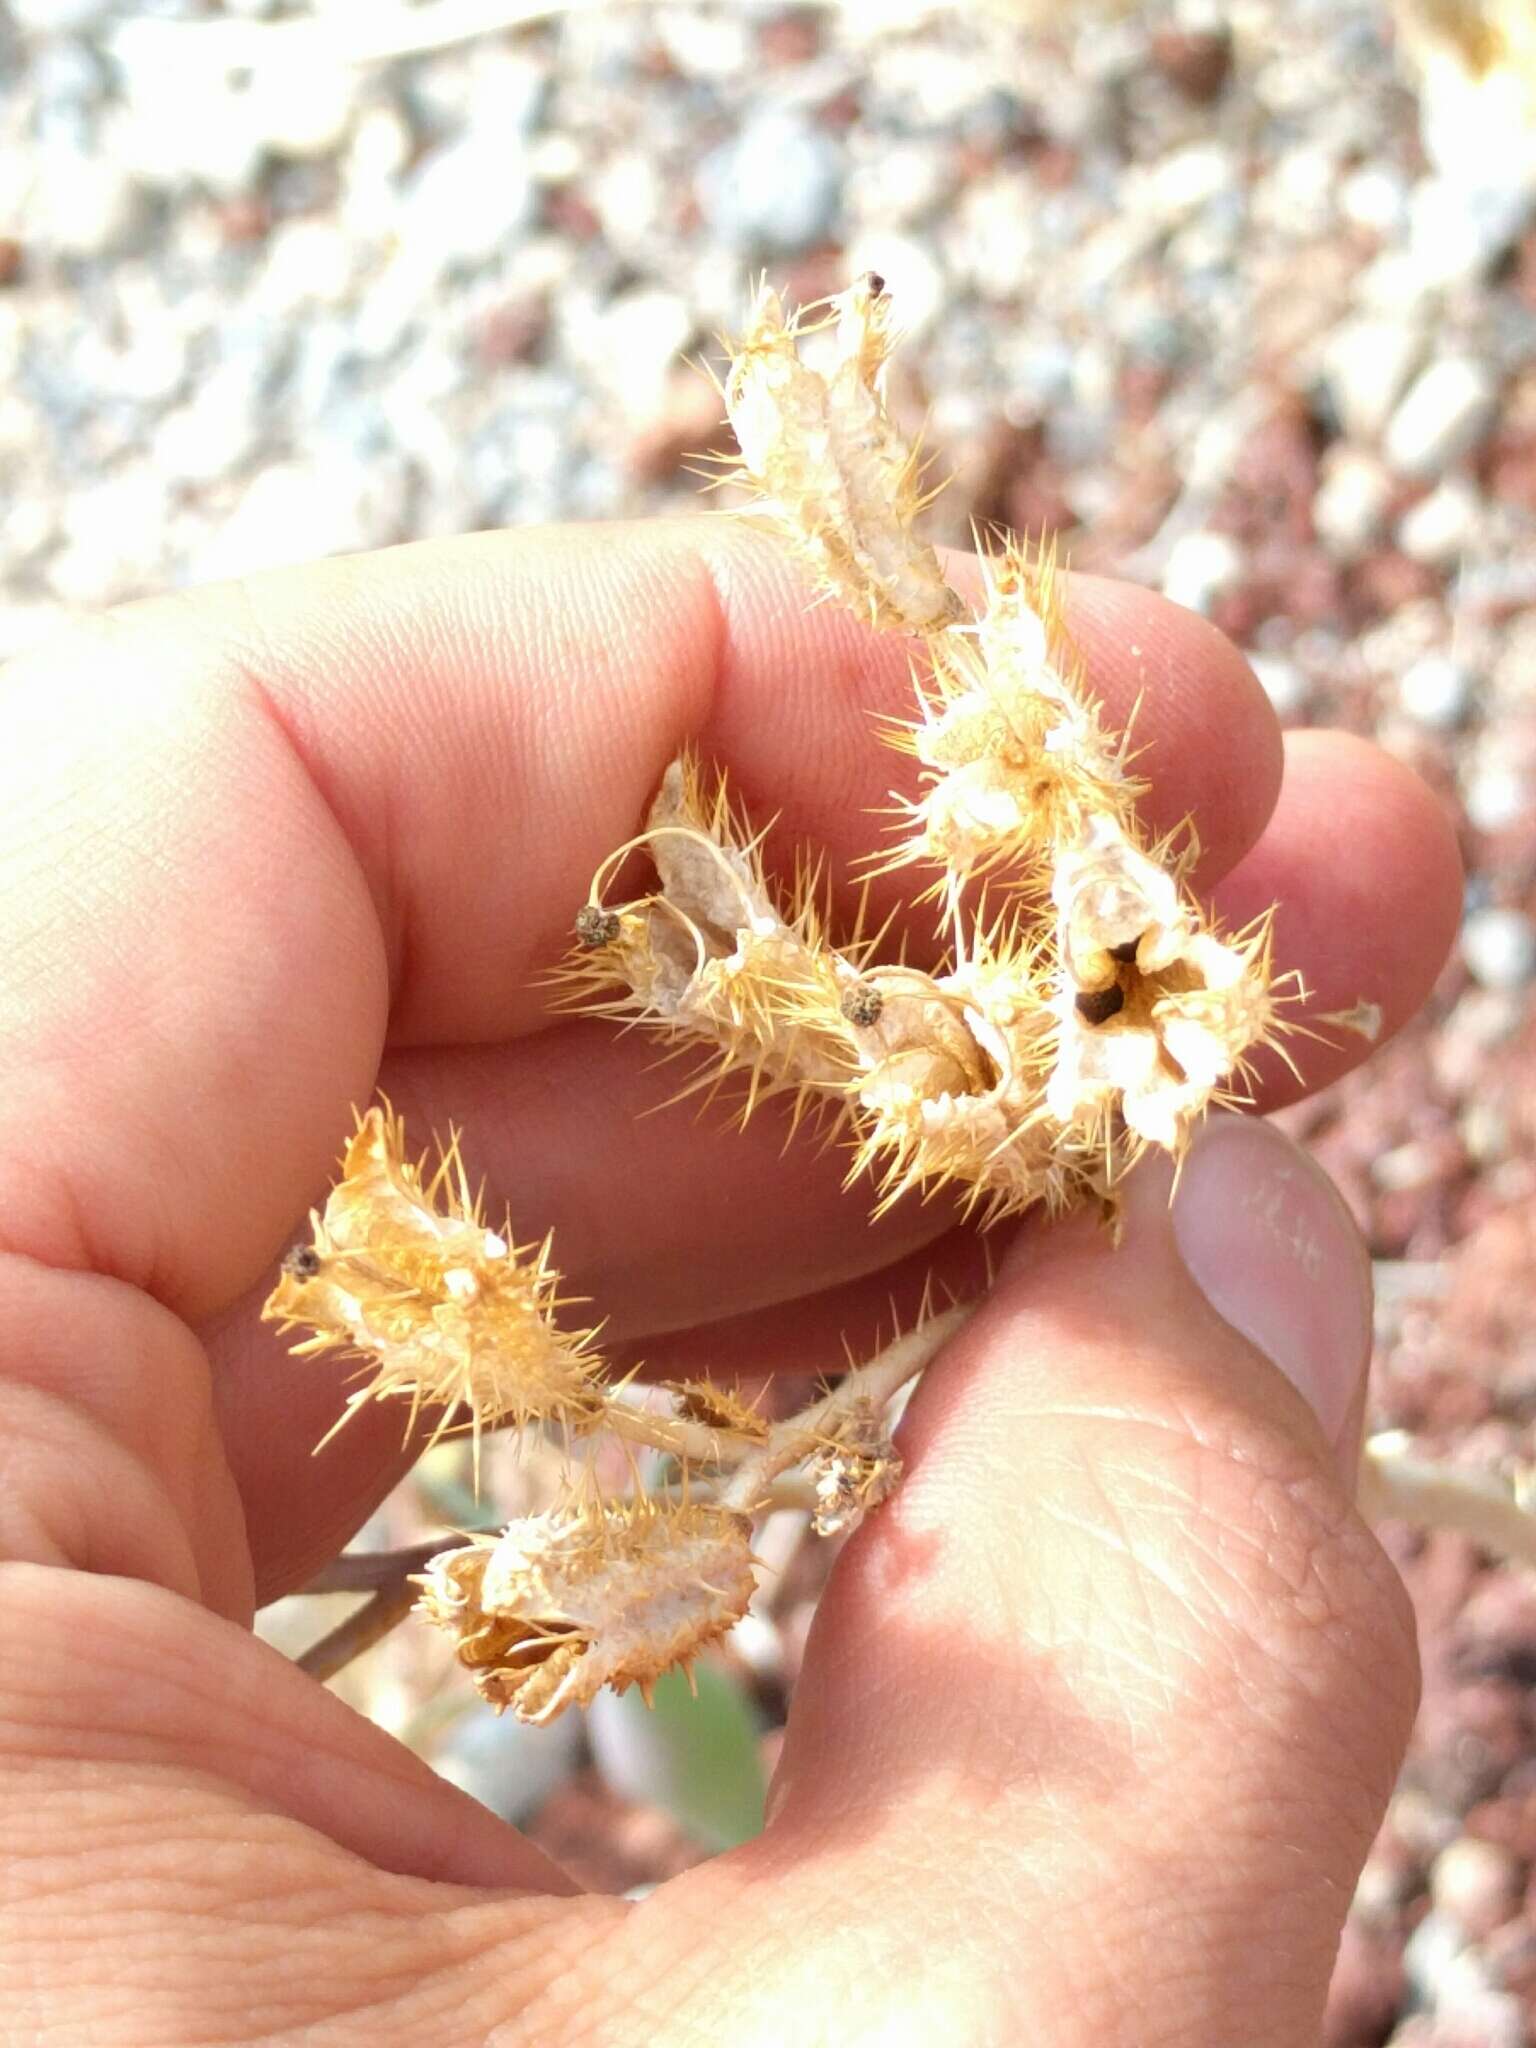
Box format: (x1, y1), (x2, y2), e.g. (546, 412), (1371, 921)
(0, 518), (1279, 1322)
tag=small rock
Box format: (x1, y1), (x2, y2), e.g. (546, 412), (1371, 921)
(697, 108), (843, 254)
(1149, 26), (1233, 104)
(1314, 447), (1393, 559)
(1462, 908), (1536, 992)
(1403, 1908), (1470, 2005)
(1431, 1836), (1522, 1940)
(403, 131), (537, 273)
(1248, 652), (1311, 720)
(1398, 653), (1475, 730)
(1464, 764), (1530, 835)
(1322, 317), (1425, 442)
(1386, 359), (1499, 481)
(1398, 478), (1484, 566)
(35, 145), (138, 259)
(1409, 171), (1536, 288)
(1339, 163), (1410, 237)
(1162, 529), (1245, 615)
(598, 287), (696, 423)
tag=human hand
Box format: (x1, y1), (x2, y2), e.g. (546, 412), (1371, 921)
(0, 520), (1460, 2045)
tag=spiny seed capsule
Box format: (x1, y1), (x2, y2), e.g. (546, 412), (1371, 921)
(1075, 984), (1126, 1027)
(840, 982), (885, 1028)
(283, 1244), (322, 1280)
(574, 904), (621, 950)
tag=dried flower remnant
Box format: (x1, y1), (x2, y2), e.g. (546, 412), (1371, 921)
(554, 753), (872, 1123)
(414, 1497), (757, 1722)
(719, 272), (964, 636)
(807, 1396), (903, 1537)
(262, 1105), (606, 1450)
(568, 277), (1293, 1220)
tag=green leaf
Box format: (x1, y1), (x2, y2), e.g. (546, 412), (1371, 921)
(587, 1662), (766, 1853)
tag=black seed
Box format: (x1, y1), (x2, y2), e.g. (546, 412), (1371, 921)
(283, 1244), (321, 1281)
(574, 904), (621, 949)
(1075, 984), (1125, 1026)
(866, 271), (887, 297)
(840, 982), (885, 1028)
(1108, 939), (1141, 964)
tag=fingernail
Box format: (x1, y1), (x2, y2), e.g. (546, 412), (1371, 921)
(1171, 1116), (1373, 1461)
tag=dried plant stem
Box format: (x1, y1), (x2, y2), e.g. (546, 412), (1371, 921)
(721, 1301), (973, 1512)
(298, 1578), (422, 1683)
(1361, 1434), (1536, 1570)
(305, 1535), (500, 1594)
(113, 0), (633, 74)
(597, 1388), (765, 1466)
(119, 0), (1039, 79)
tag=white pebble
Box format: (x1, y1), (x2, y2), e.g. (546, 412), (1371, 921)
(1462, 908), (1536, 991)
(1248, 653), (1310, 720)
(1313, 447), (1392, 559)
(1386, 358), (1499, 480)
(1161, 529), (1244, 616)
(1432, 1835), (1520, 1938)
(697, 109), (843, 254)
(1322, 317), (1424, 442)
(1464, 764), (1530, 833)
(1397, 653), (1475, 729)
(1399, 475), (1484, 565)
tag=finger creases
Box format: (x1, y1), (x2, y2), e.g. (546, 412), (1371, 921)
(752, 1184), (1420, 2041)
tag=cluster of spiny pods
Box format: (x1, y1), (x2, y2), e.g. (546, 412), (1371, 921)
(265, 275), (1294, 1724)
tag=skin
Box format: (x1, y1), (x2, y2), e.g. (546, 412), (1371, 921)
(0, 519), (1462, 2045)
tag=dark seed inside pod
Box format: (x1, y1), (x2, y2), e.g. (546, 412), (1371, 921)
(1108, 939), (1141, 964)
(283, 1244), (322, 1280)
(866, 270), (886, 297)
(840, 982), (885, 1028)
(574, 905), (621, 949)
(1075, 984), (1126, 1026)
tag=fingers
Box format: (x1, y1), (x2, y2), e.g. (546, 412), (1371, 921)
(744, 1118), (1420, 2040)
(1212, 729), (1464, 1105)
(0, 522), (1279, 1325)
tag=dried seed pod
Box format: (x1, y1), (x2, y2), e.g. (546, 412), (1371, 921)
(876, 548), (1142, 896)
(415, 1497), (757, 1722)
(555, 755), (864, 1120)
(721, 276), (963, 636)
(262, 1105), (606, 1448)
(1046, 818), (1284, 1152)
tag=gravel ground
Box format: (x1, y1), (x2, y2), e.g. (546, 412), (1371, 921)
(4, 2), (1536, 2040)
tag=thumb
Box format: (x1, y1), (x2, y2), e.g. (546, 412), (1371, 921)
(760, 1116), (1419, 2047)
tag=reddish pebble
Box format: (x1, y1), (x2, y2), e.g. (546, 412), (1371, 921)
(1150, 26), (1234, 103)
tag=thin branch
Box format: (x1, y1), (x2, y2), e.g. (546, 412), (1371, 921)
(721, 1301), (973, 1512)
(1360, 1433), (1536, 1571)
(298, 1579), (421, 1683)
(598, 1385), (765, 1465)
(108, 0), (1031, 79)
(304, 1531), (499, 1593)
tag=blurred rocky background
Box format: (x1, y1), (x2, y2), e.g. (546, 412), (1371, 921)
(4, 2), (1536, 2040)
